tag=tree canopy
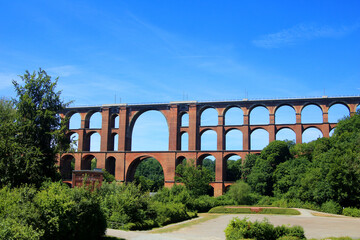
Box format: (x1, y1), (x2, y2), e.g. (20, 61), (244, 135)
(0, 69), (69, 187)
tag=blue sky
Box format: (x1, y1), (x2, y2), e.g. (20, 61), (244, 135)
(1, 1), (359, 152)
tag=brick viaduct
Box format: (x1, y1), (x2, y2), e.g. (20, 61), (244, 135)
(59, 96), (360, 196)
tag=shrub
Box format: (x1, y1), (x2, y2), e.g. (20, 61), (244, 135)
(0, 218), (44, 240)
(186, 195), (217, 212)
(224, 217), (305, 240)
(150, 201), (191, 226)
(320, 200), (342, 214)
(36, 182), (106, 240)
(343, 207), (360, 217)
(0, 182), (106, 240)
(226, 181), (254, 205)
(99, 182), (155, 230)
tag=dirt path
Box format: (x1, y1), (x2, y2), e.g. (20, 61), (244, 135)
(106, 209), (360, 240)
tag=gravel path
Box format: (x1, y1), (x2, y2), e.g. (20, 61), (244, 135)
(106, 209), (360, 240)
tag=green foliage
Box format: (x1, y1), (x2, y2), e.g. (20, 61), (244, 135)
(226, 157), (242, 181)
(241, 154), (258, 182)
(342, 207), (360, 217)
(150, 201), (190, 226)
(226, 180), (254, 205)
(102, 169), (116, 182)
(202, 157), (215, 181)
(98, 182), (192, 230)
(0, 182), (106, 240)
(0, 69), (70, 188)
(153, 184), (217, 212)
(248, 141), (291, 196)
(224, 217), (305, 240)
(175, 159), (212, 197)
(320, 200), (342, 214)
(134, 158), (164, 192)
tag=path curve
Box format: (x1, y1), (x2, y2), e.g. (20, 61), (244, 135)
(106, 209), (360, 240)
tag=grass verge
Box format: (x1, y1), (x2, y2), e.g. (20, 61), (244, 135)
(150, 213), (221, 234)
(208, 206), (300, 215)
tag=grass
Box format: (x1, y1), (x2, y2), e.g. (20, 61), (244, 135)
(150, 213), (221, 233)
(208, 206), (300, 215)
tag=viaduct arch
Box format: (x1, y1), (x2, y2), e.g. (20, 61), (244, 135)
(59, 96), (360, 196)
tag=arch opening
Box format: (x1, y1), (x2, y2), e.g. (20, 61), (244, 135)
(89, 112), (102, 129)
(181, 113), (189, 127)
(81, 155), (97, 170)
(105, 157), (116, 176)
(329, 128), (335, 137)
(197, 155), (216, 181)
(130, 157), (165, 192)
(60, 155), (75, 180)
(201, 108), (218, 126)
(112, 134), (118, 151)
(181, 132), (189, 151)
(131, 110), (169, 151)
(276, 128), (296, 143)
(69, 113), (81, 129)
(302, 127), (323, 143)
(301, 104), (322, 124)
(201, 130), (217, 151)
(275, 105), (296, 124)
(328, 103), (350, 123)
(69, 132), (79, 152)
(250, 106), (269, 125)
(225, 129), (243, 150)
(225, 107), (243, 125)
(250, 128), (269, 150)
(175, 156), (187, 168)
(111, 114), (119, 128)
(89, 132), (101, 152)
(226, 155), (242, 181)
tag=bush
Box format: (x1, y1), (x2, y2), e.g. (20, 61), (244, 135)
(99, 182), (156, 230)
(186, 195), (217, 212)
(343, 207), (360, 217)
(0, 218), (44, 240)
(224, 217), (305, 240)
(320, 200), (342, 214)
(150, 201), (191, 226)
(226, 181), (254, 205)
(99, 182), (194, 230)
(0, 182), (106, 240)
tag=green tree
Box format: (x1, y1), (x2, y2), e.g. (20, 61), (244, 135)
(247, 141), (291, 196)
(227, 180), (253, 205)
(175, 159), (212, 197)
(0, 69), (70, 187)
(134, 158), (164, 192)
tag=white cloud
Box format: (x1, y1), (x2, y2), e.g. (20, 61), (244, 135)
(253, 23), (360, 48)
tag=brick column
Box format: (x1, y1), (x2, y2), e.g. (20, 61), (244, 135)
(349, 103), (358, 116)
(217, 108), (225, 151)
(242, 107), (250, 150)
(118, 105), (128, 151)
(101, 107), (110, 151)
(294, 106), (302, 144)
(268, 106), (276, 142)
(188, 104), (199, 150)
(321, 104), (328, 123)
(78, 112), (87, 151)
(321, 105), (329, 138)
(168, 105), (179, 151)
